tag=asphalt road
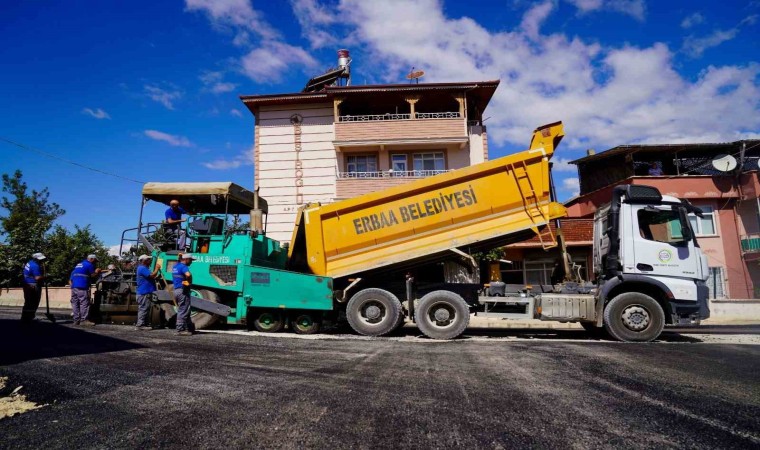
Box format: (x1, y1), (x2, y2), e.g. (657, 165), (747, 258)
(1, 308), (760, 449)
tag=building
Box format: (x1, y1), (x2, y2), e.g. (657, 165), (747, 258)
(564, 139), (760, 299)
(240, 76), (498, 242)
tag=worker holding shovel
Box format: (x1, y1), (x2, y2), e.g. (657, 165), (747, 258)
(21, 252), (47, 324)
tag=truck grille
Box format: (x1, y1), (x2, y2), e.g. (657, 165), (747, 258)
(209, 265), (237, 286)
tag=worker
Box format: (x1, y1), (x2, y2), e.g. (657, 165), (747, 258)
(648, 161), (663, 176)
(172, 253), (197, 336)
(135, 254), (161, 330)
(165, 199), (187, 250)
(69, 254), (102, 326)
(21, 252), (47, 324)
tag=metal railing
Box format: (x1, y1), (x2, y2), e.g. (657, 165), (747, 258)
(338, 111), (461, 122)
(337, 169), (451, 179)
(741, 233), (760, 253)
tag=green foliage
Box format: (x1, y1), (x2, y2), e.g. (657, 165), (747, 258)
(471, 247), (505, 263)
(0, 170), (113, 287)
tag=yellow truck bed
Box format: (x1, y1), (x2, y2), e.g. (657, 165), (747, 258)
(288, 122), (567, 279)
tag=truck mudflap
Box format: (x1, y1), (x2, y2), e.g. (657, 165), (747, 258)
(153, 290), (232, 317)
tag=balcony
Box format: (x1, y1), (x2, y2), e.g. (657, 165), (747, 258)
(336, 169), (452, 199)
(337, 169), (451, 178)
(741, 233), (760, 254)
(334, 112), (468, 149)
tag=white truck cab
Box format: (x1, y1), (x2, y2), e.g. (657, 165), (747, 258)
(589, 185), (710, 340)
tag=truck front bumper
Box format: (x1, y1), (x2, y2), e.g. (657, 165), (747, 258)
(668, 280), (710, 324)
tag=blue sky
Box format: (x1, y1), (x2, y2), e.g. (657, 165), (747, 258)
(1, 0), (758, 252)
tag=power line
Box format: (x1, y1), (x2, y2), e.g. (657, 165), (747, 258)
(0, 137), (145, 185)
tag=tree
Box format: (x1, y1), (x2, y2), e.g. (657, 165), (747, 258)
(43, 225), (114, 286)
(0, 171), (114, 287)
(0, 171), (64, 287)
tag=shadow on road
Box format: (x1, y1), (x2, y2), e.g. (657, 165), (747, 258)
(0, 319), (145, 366)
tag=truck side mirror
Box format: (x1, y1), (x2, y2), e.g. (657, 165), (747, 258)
(678, 208), (693, 241)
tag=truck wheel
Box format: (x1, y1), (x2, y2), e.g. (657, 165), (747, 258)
(416, 290), (470, 340)
(603, 292), (665, 342)
(189, 289), (221, 330)
(346, 288), (402, 337)
(291, 312), (321, 335)
(252, 310), (284, 333)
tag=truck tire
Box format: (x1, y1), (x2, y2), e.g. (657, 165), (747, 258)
(291, 312), (321, 335)
(416, 290), (470, 340)
(346, 288), (403, 337)
(190, 289), (221, 330)
(603, 292), (665, 342)
(252, 309), (285, 333)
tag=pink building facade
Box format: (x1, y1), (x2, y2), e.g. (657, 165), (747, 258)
(566, 141), (760, 299)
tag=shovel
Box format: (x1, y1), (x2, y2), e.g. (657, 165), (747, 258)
(42, 263), (56, 323)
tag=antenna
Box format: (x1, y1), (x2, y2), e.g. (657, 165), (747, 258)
(406, 67), (425, 84)
(711, 154), (738, 172)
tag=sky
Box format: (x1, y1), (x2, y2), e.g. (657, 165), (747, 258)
(1, 0), (759, 253)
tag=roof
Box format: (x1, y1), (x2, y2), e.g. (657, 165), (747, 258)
(570, 140), (760, 165)
(240, 80), (500, 114)
(141, 182), (266, 215)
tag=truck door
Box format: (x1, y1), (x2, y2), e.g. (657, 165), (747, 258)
(629, 205), (700, 279)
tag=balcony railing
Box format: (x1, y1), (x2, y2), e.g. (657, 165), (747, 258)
(337, 170), (451, 179)
(338, 112), (461, 122)
(741, 233), (760, 253)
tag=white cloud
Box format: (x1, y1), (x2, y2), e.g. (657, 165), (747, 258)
(291, 0), (340, 49)
(184, 0), (278, 39)
(144, 84), (182, 110)
(561, 177), (580, 196)
(230, 108), (244, 117)
(186, 0), (319, 83)
(552, 158), (578, 172)
(203, 146), (254, 170)
(81, 107), (111, 120)
(521, 1), (554, 40)
(199, 71), (238, 93)
(681, 12), (705, 29)
(241, 41), (318, 83)
(108, 245), (123, 257)
(144, 130), (194, 147)
(565, 0), (646, 21)
(683, 15), (758, 58)
(331, 0), (759, 153)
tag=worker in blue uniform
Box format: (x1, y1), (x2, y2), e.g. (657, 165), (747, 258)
(165, 199), (187, 250)
(172, 253), (197, 336)
(21, 252), (47, 323)
(69, 254), (102, 326)
(135, 254), (161, 330)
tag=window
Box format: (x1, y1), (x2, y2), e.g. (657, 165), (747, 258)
(391, 154), (407, 176)
(688, 206), (716, 236)
(346, 155), (377, 176)
(413, 152), (445, 172)
(706, 267), (725, 299)
(637, 209), (686, 244)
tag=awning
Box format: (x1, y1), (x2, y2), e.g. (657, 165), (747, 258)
(141, 182), (267, 214)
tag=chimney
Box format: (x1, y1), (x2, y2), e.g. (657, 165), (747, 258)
(337, 49), (351, 85)
(586, 149), (596, 156)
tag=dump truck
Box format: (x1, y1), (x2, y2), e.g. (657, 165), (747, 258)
(105, 121), (709, 341)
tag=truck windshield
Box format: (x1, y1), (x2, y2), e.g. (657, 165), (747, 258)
(637, 209), (687, 244)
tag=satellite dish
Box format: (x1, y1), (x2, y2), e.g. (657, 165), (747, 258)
(711, 154), (737, 172)
(406, 70), (425, 80)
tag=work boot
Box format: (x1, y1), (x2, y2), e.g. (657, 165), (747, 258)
(177, 330), (193, 336)
(135, 325), (151, 331)
(80, 320), (96, 327)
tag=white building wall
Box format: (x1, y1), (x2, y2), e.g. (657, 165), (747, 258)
(469, 125), (486, 164)
(256, 103), (336, 243)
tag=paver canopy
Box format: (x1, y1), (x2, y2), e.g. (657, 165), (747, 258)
(141, 182), (266, 215)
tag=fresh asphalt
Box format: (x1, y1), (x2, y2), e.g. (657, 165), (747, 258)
(1, 307), (759, 449)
